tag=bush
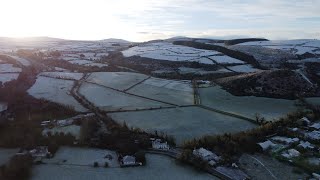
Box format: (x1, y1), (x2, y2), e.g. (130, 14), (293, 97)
(104, 162), (109, 168)
(1, 154), (33, 180)
(93, 162), (99, 167)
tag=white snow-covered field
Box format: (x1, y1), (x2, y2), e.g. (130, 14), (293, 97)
(199, 86), (298, 121)
(79, 82), (170, 111)
(0, 73), (19, 84)
(27, 76), (88, 112)
(109, 106), (256, 144)
(209, 55), (245, 64)
(227, 64), (260, 73)
(0, 64), (22, 73)
(122, 42), (221, 64)
(0, 148), (18, 166)
(85, 72), (148, 91)
(32, 154), (217, 180)
(40, 72), (84, 80)
(127, 78), (193, 105)
(0, 102), (7, 112)
(43, 125), (81, 139)
(238, 39), (320, 55)
(43, 147), (119, 167)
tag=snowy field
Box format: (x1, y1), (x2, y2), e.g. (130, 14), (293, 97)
(27, 76), (88, 112)
(43, 125), (81, 139)
(237, 39), (320, 55)
(227, 64), (260, 73)
(0, 148), (18, 166)
(85, 72), (149, 91)
(127, 78), (193, 106)
(122, 42), (221, 64)
(32, 154), (217, 180)
(40, 72), (84, 80)
(0, 73), (19, 84)
(79, 82), (171, 111)
(199, 86), (298, 121)
(209, 55), (245, 64)
(0, 64), (22, 73)
(43, 147), (119, 167)
(109, 106), (257, 145)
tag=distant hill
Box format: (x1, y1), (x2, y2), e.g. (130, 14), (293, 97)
(0, 36), (65, 42)
(216, 70), (319, 99)
(100, 38), (131, 43)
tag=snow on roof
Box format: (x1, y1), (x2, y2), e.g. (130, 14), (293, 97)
(271, 136), (299, 145)
(281, 149), (300, 159)
(305, 130), (320, 140)
(298, 141), (314, 149)
(123, 155), (135, 162)
(194, 148), (214, 157)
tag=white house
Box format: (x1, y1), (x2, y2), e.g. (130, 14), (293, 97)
(257, 140), (275, 151)
(122, 155), (136, 165)
(152, 139), (170, 150)
(57, 119), (73, 127)
(193, 148), (220, 162)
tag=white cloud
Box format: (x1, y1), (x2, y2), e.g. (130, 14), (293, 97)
(0, 0), (319, 41)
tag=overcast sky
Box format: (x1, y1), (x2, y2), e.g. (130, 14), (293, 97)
(0, 0), (319, 41)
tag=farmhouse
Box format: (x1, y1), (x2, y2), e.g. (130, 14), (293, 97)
(193, 148), (220, 162)
(152, 139), (170, 150)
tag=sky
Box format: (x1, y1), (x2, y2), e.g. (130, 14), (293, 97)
(0, 0), (319, 42)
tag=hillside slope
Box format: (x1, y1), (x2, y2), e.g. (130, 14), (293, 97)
(216, 70), (319, 99)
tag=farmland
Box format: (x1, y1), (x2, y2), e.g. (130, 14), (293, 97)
(127, 78), (194, 106)
(27, 76), (88, 112)
(85, 72), (149, 91)
(32, 154), (217, 180)
(199, 85), (298, 121)
(78, 82), (170, 111)
(109, 106), (257, 145)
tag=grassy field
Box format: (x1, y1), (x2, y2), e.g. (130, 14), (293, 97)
(79, 82), (171, 111)
(128, 78), (194, 106)
(85, 72), (148, 91)
(32, 154), (217, 180)
(43, 147), (119, 167)
(27, 76), (88, 112)
(199, 86), (298, 121)
(109, 106), (257, 145)
(0, 148), (18, 166)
